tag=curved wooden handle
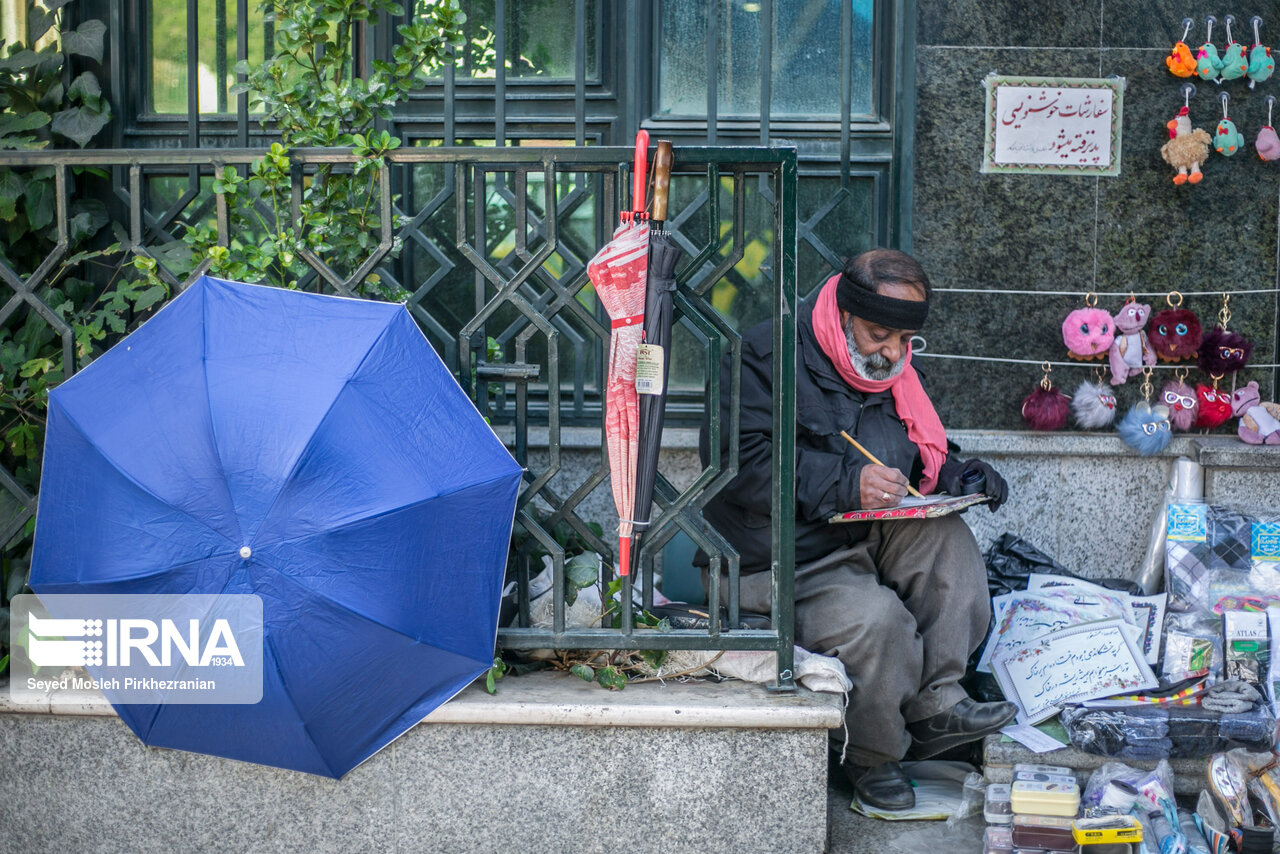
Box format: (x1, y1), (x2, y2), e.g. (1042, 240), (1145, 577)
(631, 129), (650, 216)
(651, 140), (673, 223)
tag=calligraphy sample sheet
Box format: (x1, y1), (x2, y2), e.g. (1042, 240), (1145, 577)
(993, 618), (1158, 725)
(1026, 574), (1168, 665)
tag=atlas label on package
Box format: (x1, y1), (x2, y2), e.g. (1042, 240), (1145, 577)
(10, 593), (263, 705)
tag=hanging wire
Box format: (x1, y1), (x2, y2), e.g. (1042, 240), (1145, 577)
(929, 286), (1280, 296)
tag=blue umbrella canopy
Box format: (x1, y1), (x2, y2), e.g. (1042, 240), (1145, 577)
(30, 276), (522, 777)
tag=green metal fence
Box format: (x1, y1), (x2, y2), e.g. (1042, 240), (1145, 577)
(0, 144), (799, 687)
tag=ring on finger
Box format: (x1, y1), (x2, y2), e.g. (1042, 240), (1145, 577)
(881, 491), (890, 501)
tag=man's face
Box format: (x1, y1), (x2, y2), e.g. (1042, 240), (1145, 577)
(841, 281), (925, 381)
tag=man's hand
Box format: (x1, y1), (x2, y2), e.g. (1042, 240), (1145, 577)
(938, 457), (1008, 511)
(860, 464), (909, 509)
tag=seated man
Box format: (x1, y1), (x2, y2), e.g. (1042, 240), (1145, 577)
(698, 248), (1016, 811)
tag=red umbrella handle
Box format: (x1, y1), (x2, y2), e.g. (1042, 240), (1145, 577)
(630, 129), (649, 220)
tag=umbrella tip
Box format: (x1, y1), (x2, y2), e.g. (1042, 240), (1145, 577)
(239, 546), (252, 560)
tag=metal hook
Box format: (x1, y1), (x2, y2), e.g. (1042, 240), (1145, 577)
(1220, 90), (1230, 118)
(1225, 14), (1236, 44)
(1206, 16), (1217, 43)
(1085, 291), (1098, 307)
(1181, 17), (1194, 43)
(1039, 361), (1053, 391)
(1167, 290), (1184, 308)
(1252, 15), (1264, 45)
(1182, 81), (1197, 107)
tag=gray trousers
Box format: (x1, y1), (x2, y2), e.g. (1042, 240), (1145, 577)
(732, 513), (991, 766)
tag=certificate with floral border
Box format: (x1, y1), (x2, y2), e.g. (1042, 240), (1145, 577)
(993, 618), (1157, 724)
(982, 75), (1124, 176)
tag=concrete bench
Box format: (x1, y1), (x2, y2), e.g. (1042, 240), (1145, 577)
(0, 672), (841, 854)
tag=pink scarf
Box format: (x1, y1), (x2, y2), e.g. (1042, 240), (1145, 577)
(811, 274), (947, 493)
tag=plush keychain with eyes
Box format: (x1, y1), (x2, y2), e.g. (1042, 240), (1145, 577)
(1148, 292), (1202, 362)
(1195, 378), (1234, 428)
(1161, 371), (1199, 431)
(1109, 298), (1156, 384)
(1071, 372), (1118, 429)
(1231, 381), (1280, 444)
(1214, 92), (1244, 156)
(1118, 368), (1173, 455)
(1062, 295), (1114, 360)
(1022, 363), (1070, 431)
(1197, 295), (1253, 377)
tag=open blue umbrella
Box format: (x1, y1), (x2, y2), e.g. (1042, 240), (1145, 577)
(29, 275), (522, 778)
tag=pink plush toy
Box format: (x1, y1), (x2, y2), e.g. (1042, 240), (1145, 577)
(1161, 378), (1199, 431)
(1231, 381), (1280, 444)
(1062, 307), (1115, 361)
(1109, 300), (1156, 385)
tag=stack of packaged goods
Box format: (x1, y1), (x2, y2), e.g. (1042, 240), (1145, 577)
(983, 763), (1090, 854)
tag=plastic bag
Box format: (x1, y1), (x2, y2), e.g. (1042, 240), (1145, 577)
(945, 772), (986, 828)
(1162, 611), (1223, 683)
(983, 532), (1142, 598)
(1061, 704), (1277, 759)
(1166, 501), (1280, 614)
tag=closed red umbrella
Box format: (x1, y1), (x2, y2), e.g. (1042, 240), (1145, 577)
(587, 131), (650, 576)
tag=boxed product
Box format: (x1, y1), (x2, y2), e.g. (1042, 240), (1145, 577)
(1011, 814), (1076, 849)
(1010, 780), (1081, 817)
(985, 782), (1013, 825)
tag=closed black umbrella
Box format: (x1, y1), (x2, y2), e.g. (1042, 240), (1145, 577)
(629, 140), (682, 576)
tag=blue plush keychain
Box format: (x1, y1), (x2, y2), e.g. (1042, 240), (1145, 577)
(1219, 16), (1248, 82)
(1197, 16), (1224, 82)
(1117, 367), (1173, 455)
(1215, 91), (1244, 156)
(1248, 16), (1275, 88)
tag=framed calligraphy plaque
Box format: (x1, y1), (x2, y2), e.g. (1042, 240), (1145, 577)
(993, 618), (1157, 725)
(982, 75), (1125, 176)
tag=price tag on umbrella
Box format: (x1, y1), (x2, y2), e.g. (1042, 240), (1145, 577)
(635, 343), (665, 395)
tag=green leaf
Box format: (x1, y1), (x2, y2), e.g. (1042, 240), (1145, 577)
(66, 72), (102, 110)
(565, 552), (598, 590)
(132, 285), (166, 312)
(0, 111), (50, 138)
(485, 670), (495, 693)
(62, 20), (107, 63)
(0, 50), (43, 73)
(51, 104), (110, 147)
(22, 178), (54, 231)
(595, 665), (627, 691)
(570, 663), (594, 682)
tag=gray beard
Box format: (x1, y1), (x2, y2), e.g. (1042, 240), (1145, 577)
(846, 333), (906, 381)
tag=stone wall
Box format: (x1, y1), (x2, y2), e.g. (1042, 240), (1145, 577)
(911, 0), (1279, 430)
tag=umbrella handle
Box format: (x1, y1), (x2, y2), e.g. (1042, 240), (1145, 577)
(631, 129), (650, 218)
(651, 140), (673, 224)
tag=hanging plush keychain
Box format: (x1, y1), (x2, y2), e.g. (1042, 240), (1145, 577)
(1219, 16), (1249, 82)
(1257, 96), (1280, 161)
(1147, 291), (1202, 362)
(1162, 369), (1200, 431)
(1248, 16), (1275, 89)
(1162, 83), (1212, 184)
(1117, 367), (1173, 455)
(1022, 362), (1070, 431)
(1071, 366), (1118, 429)
(1061, 292), (1114, 360)
(1197, 293), (1253, 378)
(1196, 376), (1235, 428)
(1197, 16), (1224, 82)
(1168, 17), (1199, 77)
(1214, 91), (1245, 156)
(1109, 296), (1156, 384)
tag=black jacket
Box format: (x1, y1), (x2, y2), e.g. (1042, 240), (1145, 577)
(697, 297), (938, 574)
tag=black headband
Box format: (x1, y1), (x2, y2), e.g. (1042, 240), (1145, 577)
(837, 271), (929, 330)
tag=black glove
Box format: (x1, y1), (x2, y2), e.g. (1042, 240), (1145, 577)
(938, 457), (1007, 511)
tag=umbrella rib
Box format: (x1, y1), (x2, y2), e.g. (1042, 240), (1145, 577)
(199, 290), (247, 545)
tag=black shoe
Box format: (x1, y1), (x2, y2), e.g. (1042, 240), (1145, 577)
(839, 760), (915, 811)
(907, 698), (1018, 759)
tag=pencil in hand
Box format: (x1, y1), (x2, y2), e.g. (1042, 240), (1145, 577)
(839, 430), (925, 500)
